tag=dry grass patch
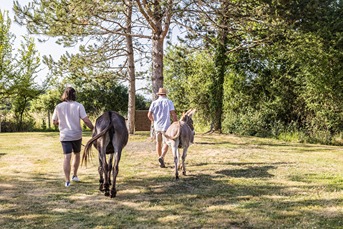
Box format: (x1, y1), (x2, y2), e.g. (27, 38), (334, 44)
(0, 131), (342, 228)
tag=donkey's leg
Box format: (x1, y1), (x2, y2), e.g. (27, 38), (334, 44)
(107, 154), (113, 186)
(181, 147), (189, 176)
(99, 134), (111, 196)
(110, 150), (122, 198)
(171, 141), (180, 180)
(98, 156), (105, 192)
(100, 150), (110, 196)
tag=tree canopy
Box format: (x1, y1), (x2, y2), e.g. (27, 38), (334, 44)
(2, 0), (343, 144)
(164, 0), (343, 143)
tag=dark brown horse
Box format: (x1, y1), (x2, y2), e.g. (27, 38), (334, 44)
(82, 111), (128, 198)
(164, 109), (196, 179)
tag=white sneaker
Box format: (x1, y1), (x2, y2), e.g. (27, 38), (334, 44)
(65, 181), (70, 187)
(72, 176), (80, 182)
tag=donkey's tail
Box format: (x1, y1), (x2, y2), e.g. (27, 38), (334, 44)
(82, 112), (113, 166)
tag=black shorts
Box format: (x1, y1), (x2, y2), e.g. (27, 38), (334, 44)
(61, 139), (82, 154)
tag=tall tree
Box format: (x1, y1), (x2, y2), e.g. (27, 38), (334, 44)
(135, 0), (174, 99)
(14, 0), (147, 134)
(205, 0), (343, 140)
(0, 11), (15, 103)
(125, 0), (136, 133)
(170, 0), (275, 132)
(11, 36), (41, 131)
(208, 0), (229, 133)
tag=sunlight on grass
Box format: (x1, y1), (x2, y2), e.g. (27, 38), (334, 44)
(158, 215), (182, 223)
(0, 132), (343, 228)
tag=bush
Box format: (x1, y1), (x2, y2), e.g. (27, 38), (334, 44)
(0, 115), (36, 132)
(222, 109), (276, 137)
(0, 120), (17, 132)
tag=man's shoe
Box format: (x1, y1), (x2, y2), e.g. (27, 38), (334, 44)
(72, 176), (80, 182)
(65, 181), (71, 187)
(159, 158), (166, 168)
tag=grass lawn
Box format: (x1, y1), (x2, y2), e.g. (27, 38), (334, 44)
(0, 131), (342, 228)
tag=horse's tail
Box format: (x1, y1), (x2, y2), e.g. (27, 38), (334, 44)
(82, 112), (113, 166)
(163, 121), (181, 140)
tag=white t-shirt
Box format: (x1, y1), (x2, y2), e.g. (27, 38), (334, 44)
(52, 101), (88, 141)
(149, 96), (175, 131)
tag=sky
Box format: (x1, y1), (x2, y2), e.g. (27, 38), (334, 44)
(1, 0), (80, 84)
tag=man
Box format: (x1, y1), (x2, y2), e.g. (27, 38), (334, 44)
(52, 87), (94, 187)
(148, 88), (178, 168)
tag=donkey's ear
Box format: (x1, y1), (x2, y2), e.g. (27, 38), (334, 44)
(188, 108), (197, 117)
(180, 112), (185, 121)
(184, 109), (191, 116)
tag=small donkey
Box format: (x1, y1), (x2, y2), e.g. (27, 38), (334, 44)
(163, 108), (196, 179)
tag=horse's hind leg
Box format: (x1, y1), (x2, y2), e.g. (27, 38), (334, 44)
(110, 150), (122, 198)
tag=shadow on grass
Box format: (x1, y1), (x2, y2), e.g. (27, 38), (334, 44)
(195, 136), (337, 152)
(1, 164), (342, 228)
(216, 165), (276, 178)
(117, 173), (343, 227)
(1, 132), (342, 228)
(0, 166), (342, 228)
(195, 141), (235, 145)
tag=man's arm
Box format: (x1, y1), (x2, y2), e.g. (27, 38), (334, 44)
(170, 110), (178, 122)
(53, 119), (59, 126)
(147, 111), (154, 122)
(82, 117), (94, 130)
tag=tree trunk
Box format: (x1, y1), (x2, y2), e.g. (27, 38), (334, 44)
(212, 41), (226, 133)
(125, 0), (136, 134)
(135, 0), (173, 100)
(127, 44), (136, 134)
(151, 35), (164, 100)
(47, 110), (51, 129)
(211, 1), (229, 133)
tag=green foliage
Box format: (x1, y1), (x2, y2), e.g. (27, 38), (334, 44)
(7, 0), (343, 141)
(10, 36), (41, 131)
(0, 13), (42, 132)
(164, 1), (343, 144)
(164, 46), (214, 128)
(54, 75), (148, 117)
(222, 25), (343, 143)
(78, 79), (129, 116)
(31, 89), (60, 113)
(14, 0), (143, 134)
(0, 11), (15, 100)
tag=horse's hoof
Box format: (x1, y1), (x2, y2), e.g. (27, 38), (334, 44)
(182, 171), (186, 176)
(175, 176), (179, 180)
(104, 191), (110, 196)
